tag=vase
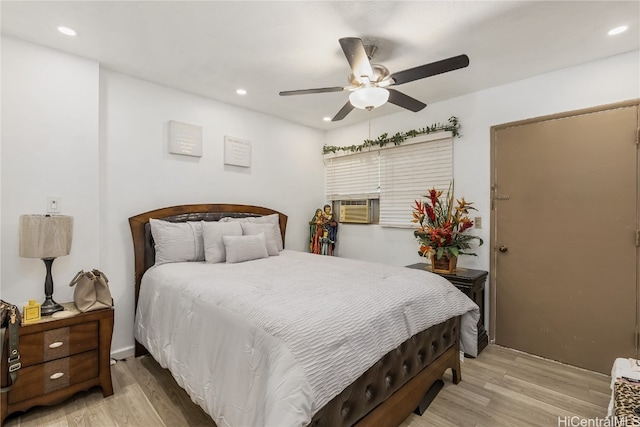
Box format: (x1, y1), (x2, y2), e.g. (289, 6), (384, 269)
(429, 253), (457, 274)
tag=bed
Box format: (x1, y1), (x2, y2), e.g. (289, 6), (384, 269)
(129, 204), (479, 427)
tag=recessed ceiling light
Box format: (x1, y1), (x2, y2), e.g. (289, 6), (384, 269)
(323, 117), (332, 122)
(57, 26), (77, 36)
(236, 89), (247, 95)
(608, 25), (628, 36)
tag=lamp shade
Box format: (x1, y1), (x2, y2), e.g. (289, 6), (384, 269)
(19, 215), (73, 259)
(349, 87), (389, 110)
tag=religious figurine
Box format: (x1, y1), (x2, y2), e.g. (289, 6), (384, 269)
(322, 204), (333, 222)
(309, 205), (337, 255)
(320, 229), (335, 256)
(322, 204), (337, 251)
(309, 209), (323, 253)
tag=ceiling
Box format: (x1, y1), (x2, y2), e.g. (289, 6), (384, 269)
(1, 1), (638, 130)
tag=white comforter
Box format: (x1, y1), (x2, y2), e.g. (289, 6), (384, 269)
(135, 250), (479, 427)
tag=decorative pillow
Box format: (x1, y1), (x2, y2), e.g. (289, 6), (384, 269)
(222, 233), (269, 264)
(202, 221), (243, 263)
(149, 219), (204, 265)
(220, 214), (283, 251)
(240, 222), (280, 256)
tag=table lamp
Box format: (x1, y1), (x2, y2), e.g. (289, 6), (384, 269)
(19, 214), (73, 315)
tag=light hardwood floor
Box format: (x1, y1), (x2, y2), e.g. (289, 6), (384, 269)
(4, 344), (611, 427)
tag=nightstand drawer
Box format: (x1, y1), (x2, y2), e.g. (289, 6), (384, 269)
(7, 350), (99, 404)
(19, 322), (99, 367)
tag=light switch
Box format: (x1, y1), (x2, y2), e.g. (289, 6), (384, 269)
(47, 197), (61, 213)
(474, 216), (482, 229)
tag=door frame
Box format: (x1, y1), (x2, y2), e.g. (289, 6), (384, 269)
(489, 98), (640, 344)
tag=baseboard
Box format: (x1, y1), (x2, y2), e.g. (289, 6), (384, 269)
(111, 345), (135, 361)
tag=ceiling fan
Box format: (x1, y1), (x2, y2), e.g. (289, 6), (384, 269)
(279, 37), (469, 121)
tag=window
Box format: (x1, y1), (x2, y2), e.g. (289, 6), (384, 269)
(325, 132), (453, 227)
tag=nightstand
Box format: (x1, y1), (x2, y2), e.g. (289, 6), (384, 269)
(406, 263), (489, 357)
(1, 303), (114, 425)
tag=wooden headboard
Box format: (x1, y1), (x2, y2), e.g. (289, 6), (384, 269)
(128, 204), (287, 355)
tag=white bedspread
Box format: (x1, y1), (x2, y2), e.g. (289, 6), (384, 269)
(135, 250), (479, 427)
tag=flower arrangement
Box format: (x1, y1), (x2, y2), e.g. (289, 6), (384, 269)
(412, 183), (483, 261)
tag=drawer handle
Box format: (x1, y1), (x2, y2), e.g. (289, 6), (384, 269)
(50, 372), (64, 380)
(48, 341), (64, 349)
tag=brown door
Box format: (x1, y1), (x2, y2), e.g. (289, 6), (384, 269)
(491, 101), (639, 374)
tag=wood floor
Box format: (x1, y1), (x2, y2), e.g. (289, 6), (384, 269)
(3, 344), (611, 427)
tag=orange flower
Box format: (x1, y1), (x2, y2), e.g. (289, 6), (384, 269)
(459, 217), (473, 233)
(419, 245), (432, 256)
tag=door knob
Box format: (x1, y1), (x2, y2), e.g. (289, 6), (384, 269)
(499, 246), (508, 252)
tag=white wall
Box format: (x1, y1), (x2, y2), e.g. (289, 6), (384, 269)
(1, 37), (100, 309)
(325, 50), (640, 334)
(99, 70), (325, 357)
(1, 37), (326, 358)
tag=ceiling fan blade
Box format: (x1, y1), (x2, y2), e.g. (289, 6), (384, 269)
(387, 89), (427, 112)
(390, 54), (469, 86)
(339, 37), (374, 80)
(279, 86), (345, 96)
(332, 102), (355, 121)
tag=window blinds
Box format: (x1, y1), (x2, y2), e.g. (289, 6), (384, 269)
(325, 150), (380, 201)
(324, 132), (453, 227)
(379, 136), (453, 227)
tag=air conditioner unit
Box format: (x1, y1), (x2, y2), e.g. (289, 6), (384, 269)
(339, 200), (370, 224)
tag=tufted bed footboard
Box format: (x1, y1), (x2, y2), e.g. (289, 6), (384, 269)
(310, 316), (461, 427)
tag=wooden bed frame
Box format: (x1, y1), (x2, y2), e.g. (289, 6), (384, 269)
(129, 204), (462, 427)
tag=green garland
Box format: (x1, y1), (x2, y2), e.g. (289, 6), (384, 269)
(322, 116), (460, 155)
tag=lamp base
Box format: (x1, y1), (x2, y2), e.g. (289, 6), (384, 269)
(41, 297), (63, 316)
(41, 257), (64, 316)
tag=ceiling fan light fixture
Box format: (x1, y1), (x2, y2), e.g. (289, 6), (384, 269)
(349, 87), (389, 110)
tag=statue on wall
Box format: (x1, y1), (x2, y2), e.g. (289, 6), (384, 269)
(309, 204), (337, 255)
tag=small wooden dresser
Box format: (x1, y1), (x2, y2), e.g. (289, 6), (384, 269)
(1, 304), (114, 425)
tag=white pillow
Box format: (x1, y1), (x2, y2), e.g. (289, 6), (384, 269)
(202, 221), (243, 263)
(248, 213), (279, 225)
(241, 222), (279, 256)
(149, 219), (204, 265)
(222, 233), (269, 264)
(220, 214), (283, 251)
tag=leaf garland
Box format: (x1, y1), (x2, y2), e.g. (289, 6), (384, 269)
(322, 116), (460, 155)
